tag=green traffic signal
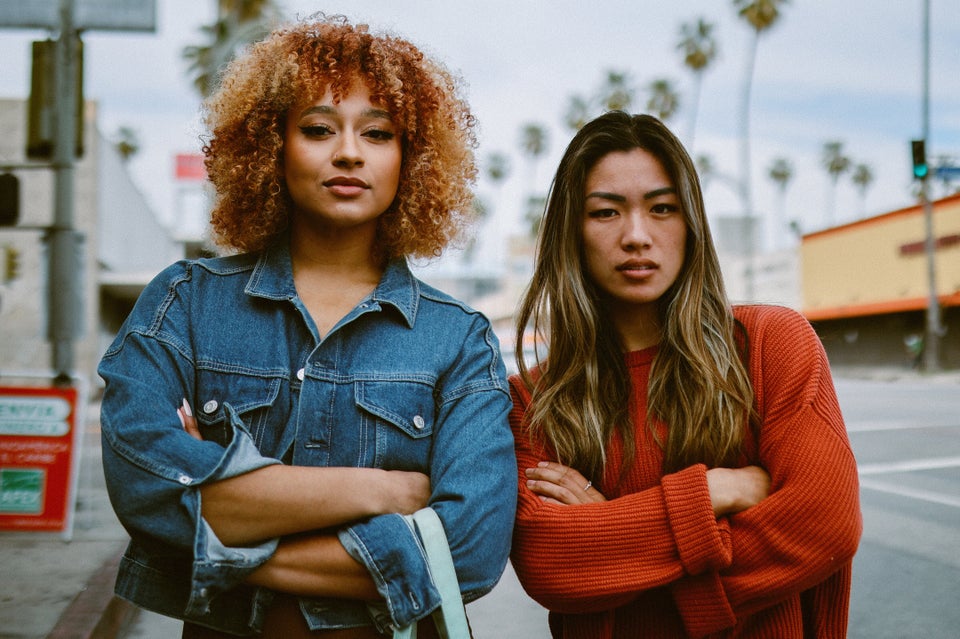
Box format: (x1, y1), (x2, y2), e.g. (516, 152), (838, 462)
(911, 139), (928, 180)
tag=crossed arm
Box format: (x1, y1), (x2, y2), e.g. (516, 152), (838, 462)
(178, 400), (431, 600)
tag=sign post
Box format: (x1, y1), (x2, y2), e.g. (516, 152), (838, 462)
(0, 384), (86, 540)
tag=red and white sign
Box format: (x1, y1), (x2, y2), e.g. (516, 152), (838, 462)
(175, 153), (207, 181)
(0, 386), (83, 536)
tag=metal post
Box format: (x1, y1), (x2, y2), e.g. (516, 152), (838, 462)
(920, 0), (942, 372)
(49, 0), (80, 385)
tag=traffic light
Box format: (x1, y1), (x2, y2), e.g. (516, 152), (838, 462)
(3, 246), (21, 283)
(0, 173), (18, 226)
(27, 38), (84, 160)
(911, 139), (928, 180)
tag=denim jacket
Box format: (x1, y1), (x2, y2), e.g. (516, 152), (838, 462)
(97, 241), (516, 634)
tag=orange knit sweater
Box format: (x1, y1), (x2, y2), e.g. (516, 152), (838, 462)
(509, 305), (862, 638)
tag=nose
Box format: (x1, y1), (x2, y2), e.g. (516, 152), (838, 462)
(333, 132), (363, 167)
(621, 212), (652, 250)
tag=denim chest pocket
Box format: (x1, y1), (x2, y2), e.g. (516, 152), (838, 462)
(355, 380), (436, 470)
(194, 370), (285, 449)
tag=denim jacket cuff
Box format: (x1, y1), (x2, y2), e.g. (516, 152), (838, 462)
(338, 514), (441, 628)
(185, 519), (278, 617)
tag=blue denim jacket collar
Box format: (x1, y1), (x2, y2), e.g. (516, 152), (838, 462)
(246, 239), (418, 330)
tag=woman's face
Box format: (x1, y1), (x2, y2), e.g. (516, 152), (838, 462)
(284, 82), (402, 236)
(581, 148), (687, 323)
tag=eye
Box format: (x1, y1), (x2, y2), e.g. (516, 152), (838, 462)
(650, 202), (681, 216)
(363, 128), (396, 142)
(298, 124), (333, 138)
(587, 208), (619, 219)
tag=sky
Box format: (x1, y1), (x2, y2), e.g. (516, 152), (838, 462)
(1, 0), (958, 271)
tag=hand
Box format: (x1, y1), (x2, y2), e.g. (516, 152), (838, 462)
(706, 465), (770, 517)
(525, 461), (607, 505)
(177, 399), (202, 439)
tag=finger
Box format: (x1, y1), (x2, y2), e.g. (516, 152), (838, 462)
(180, 399), (202, 440)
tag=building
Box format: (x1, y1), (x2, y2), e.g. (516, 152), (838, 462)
(801, 192), (960, 369)
(0, 98), (182, 386)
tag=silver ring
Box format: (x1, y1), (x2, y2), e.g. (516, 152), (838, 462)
(583, 481), (592, 492)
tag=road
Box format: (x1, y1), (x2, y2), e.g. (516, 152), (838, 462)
(840, 376), (960, 639)
(126, 373), (960, 638)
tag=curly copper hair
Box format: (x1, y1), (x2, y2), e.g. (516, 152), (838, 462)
(202, 14), (478, 258)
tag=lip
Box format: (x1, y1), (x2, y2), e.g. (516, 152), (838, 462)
(323, 176), (369, 196)
(616, 259), (658, 280)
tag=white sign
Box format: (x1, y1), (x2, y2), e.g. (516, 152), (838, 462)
(0, 396), (72, 436)
(0, 0), (156, 32)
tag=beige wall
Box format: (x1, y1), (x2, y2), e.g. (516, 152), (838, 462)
(801, 193), (960, 320)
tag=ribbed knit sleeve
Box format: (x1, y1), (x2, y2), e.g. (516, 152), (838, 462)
(671, 305), (863, 637)
(508, 378), (731, 615)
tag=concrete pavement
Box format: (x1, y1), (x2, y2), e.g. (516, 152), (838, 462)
(4, 365), (958, 639)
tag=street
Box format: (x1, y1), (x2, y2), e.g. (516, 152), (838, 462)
(103, 373), (960, 637)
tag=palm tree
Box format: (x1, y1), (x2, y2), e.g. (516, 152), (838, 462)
(564, 94), (591, 132)
(850, 163), (874, 217)
(677, 17), (718, 147)
(485, 152), (511, 185)
(183, 0), (282, 97)
(519, 123), (549, 238)
(599, 70), (634, 112)
(821, 140), (851, 226)
(646, 78), (680, 122)
(113, 126), (140, 161)
(732, 0), (788, 221)
(767, 157), (793, 249)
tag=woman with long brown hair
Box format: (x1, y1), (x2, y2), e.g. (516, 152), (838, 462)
(511, 111), (861, 638)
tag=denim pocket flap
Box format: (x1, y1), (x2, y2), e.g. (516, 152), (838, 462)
(194, 370), (282, 424)
(355, 381), (435, 439)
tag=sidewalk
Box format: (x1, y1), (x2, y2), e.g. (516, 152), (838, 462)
(3, 363), (957, 639)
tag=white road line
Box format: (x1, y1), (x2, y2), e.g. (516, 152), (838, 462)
(847, 421), (959, 433)
(858, 456), (960, 475)
(859, 478), (960, 509)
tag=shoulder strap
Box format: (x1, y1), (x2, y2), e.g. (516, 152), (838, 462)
(394, 508), (470, 639)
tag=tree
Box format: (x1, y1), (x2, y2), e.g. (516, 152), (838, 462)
(732, 0), (789, 221)
(822, 140), (851, 226)
(485, 152), (511, 185)
(646, 78), (680, 122)
(564, 94), (591, 132)
(767, 157), (793, 248)
(183, 0), (282, 98)
(519, 123), (549, 238)
(850, 163), (873, 217)
(677, 17), (718, 147)
(599, 70), (634, 112)
(113, 126), (140, 161)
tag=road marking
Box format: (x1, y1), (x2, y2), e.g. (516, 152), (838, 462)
(847, 421), (959, 432)
(859, 478), (960, 509)
(858, 456), (960, 475)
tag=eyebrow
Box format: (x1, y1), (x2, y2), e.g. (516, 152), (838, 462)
(585, 186), (676, 202)
(298, 105), (393, 121)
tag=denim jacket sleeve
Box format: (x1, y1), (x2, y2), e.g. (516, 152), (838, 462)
(337, 318), (517, 630)
(98, 263), (281, 615)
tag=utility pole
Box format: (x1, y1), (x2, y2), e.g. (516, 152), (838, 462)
(48, 0), (81, 385)
(920, 0), (942, 372)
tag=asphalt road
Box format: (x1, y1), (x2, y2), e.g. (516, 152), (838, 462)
(125, 373), (960, 638)
(840, 376), (960, 639)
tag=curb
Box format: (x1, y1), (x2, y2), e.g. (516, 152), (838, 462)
(45, 551), (140, 639)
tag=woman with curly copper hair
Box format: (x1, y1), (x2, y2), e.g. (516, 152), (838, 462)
(99, 15), (515, 638)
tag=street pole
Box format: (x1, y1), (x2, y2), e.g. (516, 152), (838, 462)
(49, 0), (81, 385)
(920, 0), (942, 372)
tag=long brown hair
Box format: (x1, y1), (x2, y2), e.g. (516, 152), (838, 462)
(515, 112), (753, 479)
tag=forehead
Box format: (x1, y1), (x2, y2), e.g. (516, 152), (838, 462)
(586, 149), (670, 189)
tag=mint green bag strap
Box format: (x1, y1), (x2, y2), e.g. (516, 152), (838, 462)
(393, 508), (470, 639)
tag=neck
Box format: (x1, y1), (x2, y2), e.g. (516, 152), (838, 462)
(608, 303), (661, 352)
